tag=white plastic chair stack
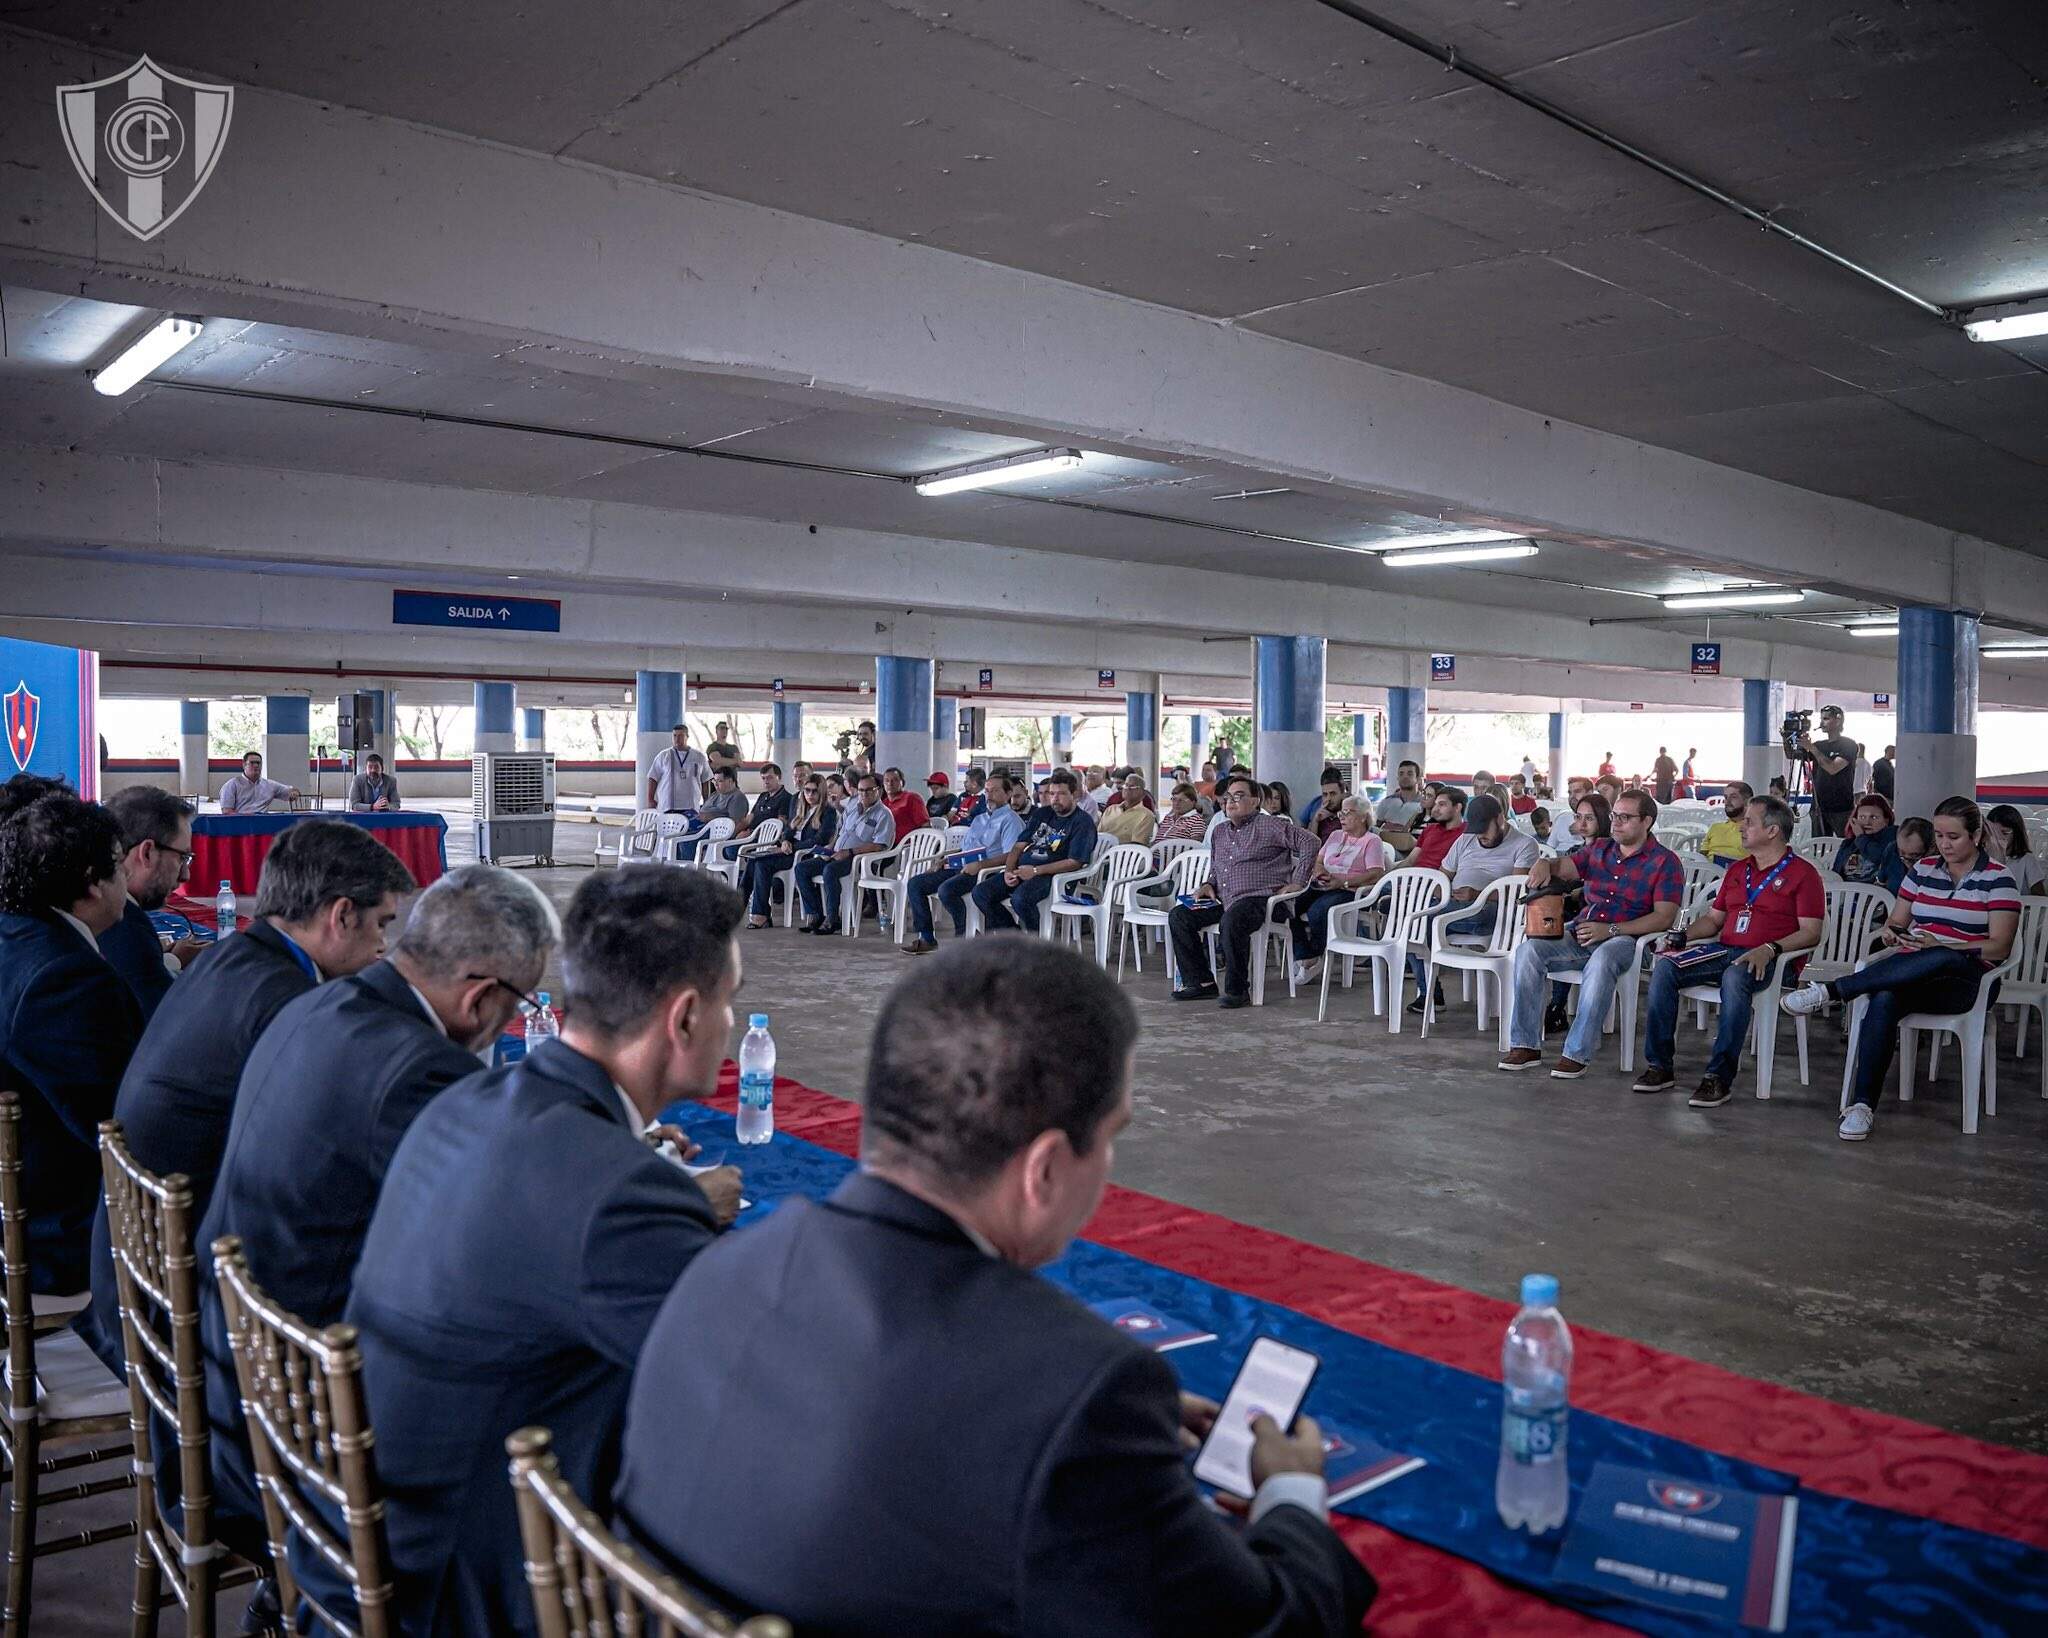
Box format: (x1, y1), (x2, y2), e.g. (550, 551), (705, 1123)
(594, 808), (658, 869)
(1318, 869), (1449, 1032)
(1116, 848), (1210, 981)
(1043, 844), (1153, 966)
(847, 826), (946, 940)
(1421, 873), (1530, 1050)
(1839, 950), (2018, 1135)
(643, 812), (693, 865)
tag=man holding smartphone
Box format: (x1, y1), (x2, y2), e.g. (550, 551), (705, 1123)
(616, 938), (1374, 1634)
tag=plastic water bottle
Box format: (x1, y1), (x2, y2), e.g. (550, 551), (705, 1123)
(736, 1014), (775, 1145)
(526, 991), (559, 1044)
(215, 880), (237, 940)
(1496, 1273), (1573, 1534)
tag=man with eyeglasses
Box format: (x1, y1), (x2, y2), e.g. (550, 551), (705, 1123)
(797, 771), (896, 932)
(97, 784), (201, 1019)
(196, 864), (566, 1542)
(1169, 774), (1317, 1008)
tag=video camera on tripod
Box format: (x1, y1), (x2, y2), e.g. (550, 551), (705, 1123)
(1780, 709), (1813, 758)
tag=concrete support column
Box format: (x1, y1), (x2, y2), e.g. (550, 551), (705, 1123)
(473, 682), (516, 754)
(1189, 712), (1209, 773)
(179, 699), (209, 798)
(635, 669), (685, 810)
(931, 696), (960, 785)
(771, 700), (803, 775)
(519, 707), (546, 750)
(1386, 685), (1428, 782)
(263, 695), (310, 790)
(1896, 605), (1980, 823)
(1352, 713), (1368, 781)
(874, 656), (934, 787)
(1252, 636), (1327, 812)
(365, 688), (399, 767)
(1051, 714), (1074, 769)
(1548, 711), (1569, 798)
(1125, 685), (1159, 795)
(1742, 678), (1785, 797)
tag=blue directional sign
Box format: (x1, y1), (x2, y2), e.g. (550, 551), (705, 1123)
(1691, 641), (1722, 676)
(978, 668), (994, 692)
(772, 677), (785, 698)
(392, 589), (561, 633)
(1097, 668), (1117, 689)
(1430, 653), (1455, 683)
(1873, 691), (1891, 709)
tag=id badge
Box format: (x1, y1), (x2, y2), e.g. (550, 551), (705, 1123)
(1733, 910), (1751, 934)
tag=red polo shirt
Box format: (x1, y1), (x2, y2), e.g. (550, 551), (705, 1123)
(1410, 822), (1465, 871)
(882, 792), (928, 842)
(1714, 852), (1826, 948)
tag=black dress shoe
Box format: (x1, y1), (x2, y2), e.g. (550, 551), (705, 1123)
(1173, 983), (1220, 1001)
(1217, 993), (1251, 1010)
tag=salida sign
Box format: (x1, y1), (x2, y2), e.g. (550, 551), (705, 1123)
(392, 589), (561, 633)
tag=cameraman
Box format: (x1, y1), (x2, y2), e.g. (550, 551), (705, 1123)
(1792, 704), (1857, 841)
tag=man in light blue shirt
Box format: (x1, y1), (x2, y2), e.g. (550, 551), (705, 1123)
(902, 773), (1026, 953)
(795, 772), (896, 931)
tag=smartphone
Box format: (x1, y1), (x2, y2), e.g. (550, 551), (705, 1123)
(1191, 1336), (1321, 1499)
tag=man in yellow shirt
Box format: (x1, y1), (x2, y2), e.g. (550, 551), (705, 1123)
(1701, 781), (1750, 866)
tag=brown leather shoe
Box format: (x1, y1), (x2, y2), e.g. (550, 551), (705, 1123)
(1549, 1056), (1590, 1079)
(1497, 1048), (1545, 1071)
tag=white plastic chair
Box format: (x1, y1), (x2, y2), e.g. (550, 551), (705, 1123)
(593, 808), (659, 868)
(2001, 899), (2048, 1101)
(706, 817), (780, 887)
(657, 815), (732, 865)
(1241, 888), (1313, 1006)
(847, 826), (946, 939)
(640, 812), (693, 865)
(1839, 951), (2017, 1135)
(1421, 874), (1530, 1050)
(1547, 933), (1660, 1071)
(1797, 838), (1841, 869)
(1043, 844), (1153, 966)
(1803, 880), (1894, 990)
(1116, 847), (1210, 981)
(1151, 838), (1200, 870)
(1676, 945), (1810, 1099)
(1318, 869), (1449, 1031)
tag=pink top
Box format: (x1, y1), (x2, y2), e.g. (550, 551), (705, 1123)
(1317, 829), (1386, 880)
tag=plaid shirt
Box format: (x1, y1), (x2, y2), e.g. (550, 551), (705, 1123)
(1572, 836), (1683, 926)
(1210, 814), (1319, 906)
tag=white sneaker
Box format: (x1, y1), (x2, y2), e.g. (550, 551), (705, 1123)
(1291, 958), (1322, 986)
(1838, 1103), (1875, 1141)
(1782, 981), (1831, 1016)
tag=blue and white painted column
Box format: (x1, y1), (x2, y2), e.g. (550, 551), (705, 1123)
(1051, 714), (1074, 770)
(473, 682), (517, 754)
(1547, 710), (1569, 799)
(635, 669), (685, 809)
(1125, 684), (1160, 794)
(178, 699), (209, 799)
(365, 688), (399, 768)
(1741, 678), (1786, 797)
(1188, 712), (1209, 773)
(1352, 713), (1368, 781)
(519, 707), (547, 751)
(263, 695), (310, 790)
(1252, 636), (1327, 810)
(771, 700), (803, 775)
(1896, 605), (1979, 824)
(1386, 685), (1428, 783)
(931, 696), (960, 785)
(875, 656), (935, 788)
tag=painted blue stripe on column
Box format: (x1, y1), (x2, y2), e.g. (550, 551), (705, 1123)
(1899, 606), (1979, 737)
(1254, 637), (1325, 733)
(1126, 692), (1157, 743)
(932, 697), (959, 739)
(1353, 713), (1367, 750)
(180, 699), (208, 735)
(1053, 715), (1072, 743)
(636, 670), (684, 732)
(1742, 678), (1778, 746)
(773, 700), (803, 739)
(1548, 712), (1566, 751)
(474, 682), (516, 735)
(521, 708), (546, 743)
(1190, 713), (1207, 742)
(876, 657), (932, 734)
(265, 695), (309, 734)
(1386, 686), (1427, 744)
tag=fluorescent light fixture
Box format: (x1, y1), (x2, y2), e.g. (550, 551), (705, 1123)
(1373, 527), (1522, 551)
(914, 448), (1085, 496)
(92, 314), (204, 396)
(1381, 540), (1539, 568)
(1962, 306), (2048, 344)
(1847, 624), (1899, 637)
(1984, 643), (2048, 658)
(1661, 588), (1808, 611)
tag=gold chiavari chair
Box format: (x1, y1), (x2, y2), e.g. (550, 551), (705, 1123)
(506, 1428), (792, 1638)
(210, 1237), (392, 1638)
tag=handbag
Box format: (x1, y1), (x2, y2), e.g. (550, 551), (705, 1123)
(1523, 882), (1568, 941)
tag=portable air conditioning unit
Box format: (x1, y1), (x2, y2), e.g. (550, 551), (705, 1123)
(472, 752), (558, 865)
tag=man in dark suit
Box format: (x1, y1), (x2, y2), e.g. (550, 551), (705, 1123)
(616, 937), (1374, 1636)
(199, 863), (560, 1529)
(0, 787), (139, 1294)
(97, 785), (201, 1021)
(75, 819), (416, 1372)
(329, 868), (745, 1636)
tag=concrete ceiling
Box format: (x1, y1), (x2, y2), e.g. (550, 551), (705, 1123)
(18, 0), (2048, 551)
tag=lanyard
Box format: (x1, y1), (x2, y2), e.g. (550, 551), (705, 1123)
(1741, 854), (1794, 909)
(272, 927), (320, 982)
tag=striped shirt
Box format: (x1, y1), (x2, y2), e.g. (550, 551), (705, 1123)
(1899, 851), (2020, 946)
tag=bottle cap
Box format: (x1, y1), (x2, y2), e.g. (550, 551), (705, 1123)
(749, 1013), (769, 1029)
(536, 991), (551, 1005)
(220, 880), (234, 889)
(1520, 1273), (1559, 1308)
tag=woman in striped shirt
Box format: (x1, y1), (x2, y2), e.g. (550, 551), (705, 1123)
(1784, 796), (2019, 1141)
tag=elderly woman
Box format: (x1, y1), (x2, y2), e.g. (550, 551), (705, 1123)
(1286, 795), (1389, 983)
(1831, 793), (1897, 886)
(1155, 782), (1208, 844)
(1100, 773), (1158, 845)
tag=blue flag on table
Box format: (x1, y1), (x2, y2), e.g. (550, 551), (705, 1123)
(1551, 1461), (1799, 1631)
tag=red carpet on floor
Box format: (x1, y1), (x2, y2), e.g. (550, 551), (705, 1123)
(708, 1067), (2048, 1635)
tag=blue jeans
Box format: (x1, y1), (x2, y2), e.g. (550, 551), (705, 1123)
(972, 871), (1055, 933)
(1288, 890), (1352, 960)
(907, 864), (975, 940)
(1833, 946), (1995, 1108)
(1508, 933), (1641, 1061)
(795, 855), (855, 923)
(744, 851), (793, 917)
(1405, 899), (1498, 994)
(1644, 944), (1771, 1086)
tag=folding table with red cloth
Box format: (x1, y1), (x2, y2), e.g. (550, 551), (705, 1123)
(188, 809), (449, 896)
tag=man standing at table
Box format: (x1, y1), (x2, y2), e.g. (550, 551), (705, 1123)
(645, 722), (709, 814)
(616, 938), (1375, 1635)
(1169, 773), (1317, 1008)
(217, 749), (298, 813)
(347, 751), (402, 811)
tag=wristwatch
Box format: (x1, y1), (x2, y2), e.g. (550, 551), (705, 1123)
(1765, 941), (1782, 958)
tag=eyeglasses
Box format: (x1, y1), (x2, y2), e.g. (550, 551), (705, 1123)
(156, 842), (195, 864)
(472, 974), (545, 1016)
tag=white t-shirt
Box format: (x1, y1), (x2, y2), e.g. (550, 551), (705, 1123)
(1440, 828), (1539, 895)
(648, 745), (710, 811)
(2003, 850), (2045, 896)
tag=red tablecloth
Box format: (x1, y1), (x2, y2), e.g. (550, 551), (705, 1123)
(189, 811), (449, 896)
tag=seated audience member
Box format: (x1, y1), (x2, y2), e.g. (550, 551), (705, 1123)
(0, 787), (138, 1294)
(1300, 768), (1347, 837)
(743, 771), (836, 928)
(1529, 806), (1554, 845)
(1785, 796), (2020, 1141)
(1594, 774), (1624, 810)
(1498, 790), (1682, 1079)
(1009, 778), (1034, 817)
(1155, 782), (1208, 843)
(76, 819), (414, 1370)
(198, 865), (559, 1529)
(1985, 803), (2045, 896)
(1701, 782), (1752, 865)
(616, 939), (1375, 1634)
(1196, 759), (1219, 798)
(1638, 794), (1824, 1106)
(1565, 776), (1593, 807)
(739, 761), (793, 836)
(1506, 773), (1537, 815)
(1768, 775), (1790, 801)
(1832, 794), (1897, 886)
(1400, 785), (1467, 872)
(98, 784), (200, 1019)
(972, 769), (1098, 935)
(1080, 766), (1113, 813)
(903, 773), (1025, 954)
(1100, 773), (1159, 845)
(1883, 817), (1932, 895)
(795, 772), (895, 932)
(694, 767), (750, 839)
(336, 869), (743, 1635)
(1104, 770), (1155, 812)
(347, 751), (402, 812)
(1169, 775), (1317, 1008)
(217, 749), (298, 814)
(1288, 796), (1387, 984)
(1557, 790), (1609, 862)
(825, 770), (852, 814)
(924, 772), (958, 820)
(953, 766), (988, 824)
(1403, 794), (1539, 1012)
(880, 766), (929, 843)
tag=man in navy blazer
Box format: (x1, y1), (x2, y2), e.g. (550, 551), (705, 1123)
(75, 819), (416, 1372)
(96, 785), (203, 1022)
(0, 786), (139, 1294)
(330, 868), (745, 1636)
(198, 864), (559, 1529)
(615, 938), (1375, 1636)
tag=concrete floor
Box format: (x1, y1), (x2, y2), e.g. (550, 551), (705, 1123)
(29, 804), (2048, 1632)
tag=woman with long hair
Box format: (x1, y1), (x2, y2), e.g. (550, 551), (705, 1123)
(743, 771), (839, 928)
